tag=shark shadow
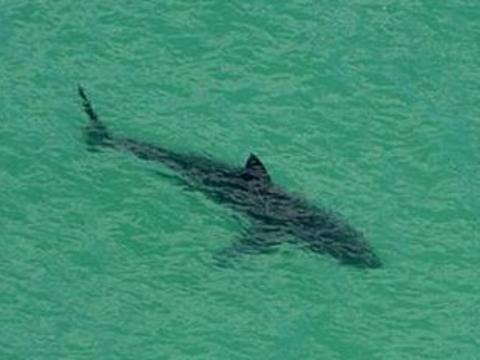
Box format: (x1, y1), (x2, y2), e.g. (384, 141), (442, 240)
(78, 86), (382, 269)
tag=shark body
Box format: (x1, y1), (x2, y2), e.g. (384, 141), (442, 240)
(79, 87), (382, 268)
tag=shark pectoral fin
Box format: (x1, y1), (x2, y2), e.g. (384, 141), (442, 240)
(213, 229), (280, 267)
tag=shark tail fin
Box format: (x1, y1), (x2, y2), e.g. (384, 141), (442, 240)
(78, 85), (112, 149)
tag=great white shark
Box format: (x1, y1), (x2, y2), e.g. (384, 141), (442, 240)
(78, 86), (382, 269)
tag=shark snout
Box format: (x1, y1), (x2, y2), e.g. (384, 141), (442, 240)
(340, 249), (383, 269)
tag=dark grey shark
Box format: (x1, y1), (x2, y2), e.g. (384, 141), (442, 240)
(78, 86), (382, 269)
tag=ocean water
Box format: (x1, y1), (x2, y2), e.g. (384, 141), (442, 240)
(1, 1), (479, 359)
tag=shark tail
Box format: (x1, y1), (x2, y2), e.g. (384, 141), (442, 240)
(78, 85), (112, 149)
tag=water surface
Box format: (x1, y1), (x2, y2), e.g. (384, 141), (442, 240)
(1, 1), (479, 359)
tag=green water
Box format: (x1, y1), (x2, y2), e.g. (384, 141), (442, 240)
(1, 1), (479, 359)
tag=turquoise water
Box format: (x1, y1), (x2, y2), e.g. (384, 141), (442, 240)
(1, 1), (479, 359)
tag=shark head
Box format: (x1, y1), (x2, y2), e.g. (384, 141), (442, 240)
(335, 237), (383, 269)
(305, 216), (383, 269)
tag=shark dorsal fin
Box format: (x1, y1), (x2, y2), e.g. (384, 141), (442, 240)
(241, 153), (271, 185)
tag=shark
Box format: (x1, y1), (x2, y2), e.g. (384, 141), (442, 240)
(78, 86), (382, 269)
